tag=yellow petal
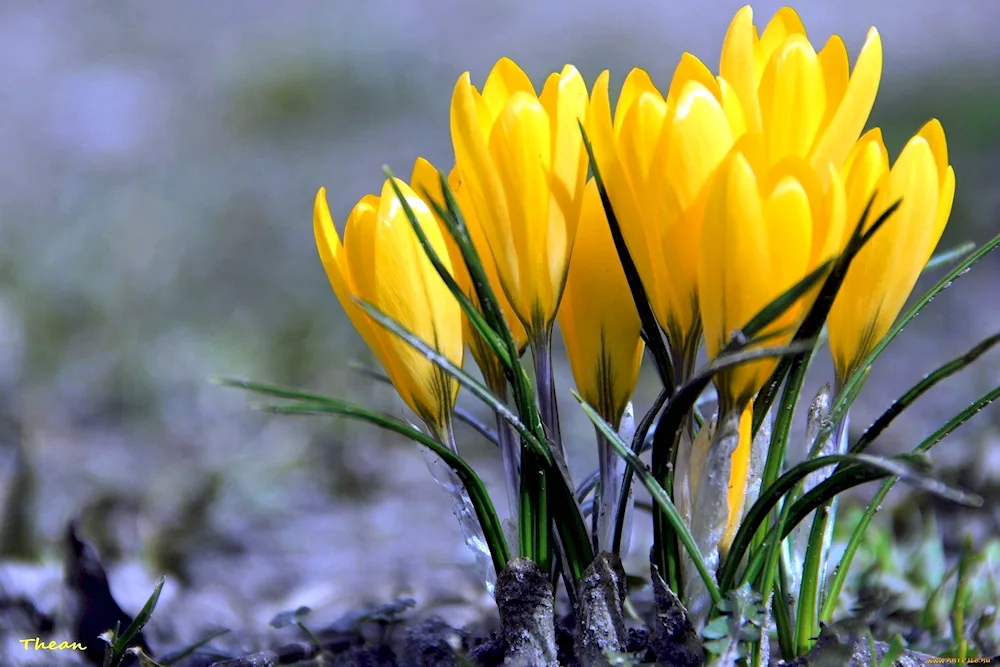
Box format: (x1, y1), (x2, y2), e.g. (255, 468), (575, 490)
(717, 77), (747, 138)
(816, 163), (849, 263)
(762, 174), (813, 320)
(444, 167), (527, 388)
(540, 64), (589, 254)
(559, 179), (644, 425)
(314, 188), (379, 354)
(342, 194), (382, 319)
(721, 404), (754, 554)
(701, 150), (816, 407)
(700, 151), (770, 405)
(372, 178), (463, 428)
(758, 35), (826, 162)
(334, 191), (415, 413)
(489, 92), (553, 329)
(651, 81), (735, 345)
(410, 157), (444, 218)
(934, 165), (956, 244)
(666, 52), (720, 106)
(482, 57), (536, 117)
(842, 129), (889, 235)
(450, 72), (520, 315)
(810, 27), (882, 174)
(720, 5), (762, 134)
(816, 35), (849, 134)
(615, 68), (660, 137)
(665, 82), (736, 208)
(869, 138), (940, 339)
(918, 118), (949, 185)
(619, 91), (668, 202)
(589, 71), (661, 337)
(759, 7), (807, 59)
(828, 133), (942, 382)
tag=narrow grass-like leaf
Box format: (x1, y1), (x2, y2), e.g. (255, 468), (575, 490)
(160, 629), (231, 666)
(718, 452), (890, 591)
(786, 454), (981, 528)
(739, 261), (834, 343)
(820, 382), (1000, 622)
(773, 561), (794, 661)
(426, 171), (543, 442)
(573, 390), (721, 604)
(852, 331), (1000, 453)
(114, 577), (164, 657)
(648, 256), (825, 583)
(546, 456), (595, 586)
(950, 535), (978, 661)
(519, 449), (549, 571)
(211, 377), (351, 405)
(741, 452), (982, 587)
(376, 177), (587, 586)
(427, 176), (509, 349)
(751, 332), (828, 565)
(750, 341), (829, 657)
(353, 298), (548, 459)
(349, 261), (586, 588)
(384, 169), (511, 369)
(612, 387), (669, 554)
(247, 396), (512, 573)
(922, 560), (959, 631)
(754, 234), (997, 628)
(878, 635), (906, 667)
(347, 361), (500, 446)
(576, 470), (599, 503)
(654, 339), (818, 491)
(794, 494), (830, 655)
(580, 121), (675, 390)
(356, 294), (575, 587)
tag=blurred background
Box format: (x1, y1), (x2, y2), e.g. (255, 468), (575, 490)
(1, 0), (998, 661)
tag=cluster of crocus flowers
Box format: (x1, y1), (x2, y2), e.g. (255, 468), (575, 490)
(310, 2), (954, 610)
(678, 4), (886, 570)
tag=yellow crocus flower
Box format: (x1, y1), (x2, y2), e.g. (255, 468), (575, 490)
(450, 57), (589, 336)
(559, 178), (645, 427)
(828, 120), (955, 384)
(587, 60), (740, 365)
(699, 141), (847, 550)
(313, 176), (464, 440)
(701, 141), (846, 408)
(719, 5), (882, 178)
(408, 157), (528, 390)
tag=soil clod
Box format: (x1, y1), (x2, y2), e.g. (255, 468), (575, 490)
(495, 557), (558, 666)
(574, 552), (628, 666)
(648, 553), (704, 667)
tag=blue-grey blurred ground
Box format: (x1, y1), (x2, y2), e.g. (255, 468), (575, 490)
(0, 1), (998, 664)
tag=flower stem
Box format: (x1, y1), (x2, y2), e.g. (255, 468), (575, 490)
(532, 326), (572, 489)
(519, 447), (550, 573)
(495, 394), (521, 526)
(653, 336), (701, 595)
(441, 414), (459, 453)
